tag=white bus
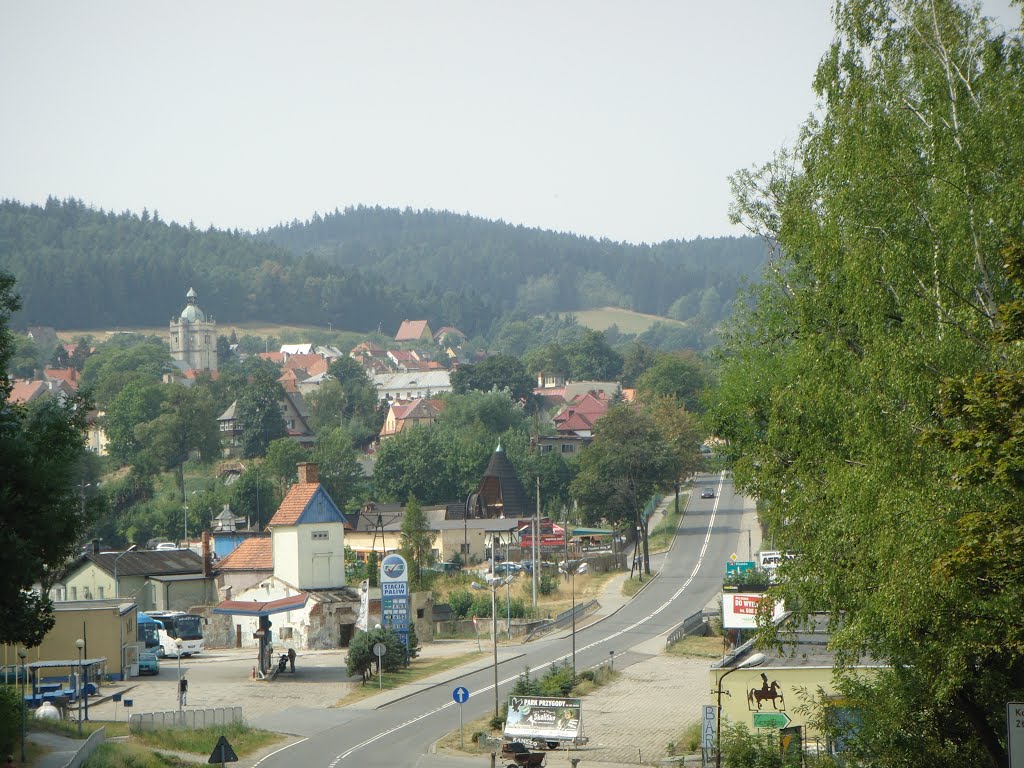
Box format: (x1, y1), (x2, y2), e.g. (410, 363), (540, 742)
(142, 611), (206, 657)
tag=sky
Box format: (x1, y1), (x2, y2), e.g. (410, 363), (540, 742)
(0, 2), (1019, 245)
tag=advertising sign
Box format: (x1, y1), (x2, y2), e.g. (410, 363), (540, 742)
(519, 534), (566, 549)
(504, 696), (583, 742)
(380, 554), (410, 646)
(758, 550), (796, 570)
(722, 592), (786, 629)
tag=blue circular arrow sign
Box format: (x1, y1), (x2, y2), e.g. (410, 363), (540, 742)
(453, 686), (470, 704)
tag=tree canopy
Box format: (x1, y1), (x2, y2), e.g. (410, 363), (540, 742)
(712, 2), (1024, 765)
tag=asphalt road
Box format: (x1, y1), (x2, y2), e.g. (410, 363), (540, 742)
(249, 472), (743, 768)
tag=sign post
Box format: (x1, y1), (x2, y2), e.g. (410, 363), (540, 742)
(372, 642), (387, 690)
(380, 554), (410, 655)
(207, 734), (238, 765)
(453, 686), (470, 749)
(752, 712), (792, 729)
(701, 704), (716, 757)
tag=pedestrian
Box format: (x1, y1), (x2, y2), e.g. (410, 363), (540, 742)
(179, 676), (188, 706)
(287, 647), (296, 673)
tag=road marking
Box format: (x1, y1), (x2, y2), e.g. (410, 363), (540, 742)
(328, 480), (723, 765)
(251, 737), (308, 767)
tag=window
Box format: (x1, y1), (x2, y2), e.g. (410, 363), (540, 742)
(70, 587), (77, 600)
(460, 543), (470, 554)
(561, 443), (576, 454)
(539, 444), (553, 453)
(312, 531), (329, 540)
(97, 586), (104, 599)
(416, 608), (425, 619)
(279, 627), (294, 640)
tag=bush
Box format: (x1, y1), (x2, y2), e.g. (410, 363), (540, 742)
(448, 589), (474, 619)
(538, 660), (575, 696)
(538, 574), (558, 596)
(0, 686), (19, 757)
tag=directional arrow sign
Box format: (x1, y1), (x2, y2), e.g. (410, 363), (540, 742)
(752, 711), (792, 729)
(453, 686), (470, 704)
(208, 735), (238, 764)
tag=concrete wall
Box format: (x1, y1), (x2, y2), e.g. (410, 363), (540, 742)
(296, 521), (346, 589)
(272, 529), (299, 585)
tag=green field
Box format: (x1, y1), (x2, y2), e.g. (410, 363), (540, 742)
(559, 307), (685, 335)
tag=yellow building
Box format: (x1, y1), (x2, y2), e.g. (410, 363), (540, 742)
(2, 600), (140, 682)
(710, 613), (882, 756)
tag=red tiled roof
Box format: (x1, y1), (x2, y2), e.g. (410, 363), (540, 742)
(268, 483), (319, 526)
(558, 412), (596, 433)
(283, 353), (323, 371)
(259, 352), (285, 363)
(216, 537), (273, 571)
(395, 320), (430, 341)
(9, 380), (49, 404)
(44, 368), (79, 388)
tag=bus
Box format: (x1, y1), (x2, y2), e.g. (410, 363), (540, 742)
(140, 611), (205, 657)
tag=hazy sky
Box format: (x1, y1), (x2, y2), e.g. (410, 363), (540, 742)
(1, 2), (1019, 244)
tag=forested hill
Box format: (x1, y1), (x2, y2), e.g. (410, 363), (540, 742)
(260, 206), (768, 320)
(0, 198), (767, 344)
(0, 198), (467, 333)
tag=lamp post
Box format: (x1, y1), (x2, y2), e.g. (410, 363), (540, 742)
(18, 647), (27, 762)
(472, 573), (515, 721)
(714, 652), (766, 768)
(175, 638), (184, 716)
(75, 638), (84, 736)
(113, 544), (137, 599)
(559, 559), (588, 680)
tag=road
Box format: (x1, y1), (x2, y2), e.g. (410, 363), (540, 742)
(249, 472), (743, 768)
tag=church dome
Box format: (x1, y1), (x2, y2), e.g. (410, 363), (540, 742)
(180, 287), (206, 322)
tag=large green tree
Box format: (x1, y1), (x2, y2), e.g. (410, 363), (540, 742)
(399, 495), (434, 589)
(713, 3), (1024, 766)
(235, 366), (288, 458)
(0, 273), (93, 647)
(570, 403), (681, 574)
(450, 354), (535, 403)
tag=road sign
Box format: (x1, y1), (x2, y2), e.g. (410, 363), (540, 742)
(372, 642), (387, 657)
(208, 735), (238, 764)
(453, 686), (470, 703)
(752, 711), (792, 729)
(730, 552), (738, 562)
(1009, 702), (1024, 768)
(701, 705), (716, 749)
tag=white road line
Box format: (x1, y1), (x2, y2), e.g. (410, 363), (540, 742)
(329, 480), (723, 765)
(251, 737), (309, 767)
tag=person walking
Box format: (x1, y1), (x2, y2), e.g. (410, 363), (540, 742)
(179, 676), (188, 706)
(287, 647), (296, 673)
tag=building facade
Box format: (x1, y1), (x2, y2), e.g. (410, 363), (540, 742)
(169, 287), (218, 372)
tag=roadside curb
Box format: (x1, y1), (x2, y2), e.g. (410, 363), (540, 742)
(374, 652), (528, 709)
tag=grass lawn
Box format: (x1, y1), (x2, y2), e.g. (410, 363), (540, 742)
(557, 307), (685, 335)
(621, 572), (655, 597)
(132, 721), (281, 755)
(332, 650), (485, 706)
(666, 634), (726, 659)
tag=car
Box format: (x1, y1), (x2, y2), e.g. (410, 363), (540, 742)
(0, 665), (28, 684)
(427, 562), (461, 575)
(154, 542), (178, 551)
(700, 487), (716, 499)
(138, 652), (160, 675)
(492, 563), (522, 576)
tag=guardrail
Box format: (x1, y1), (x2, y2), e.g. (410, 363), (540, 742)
(666, 609), (717, 646)
(129, 706), (243, 731)
(64, 725), (105, 768)
(524, 599), (600, 642)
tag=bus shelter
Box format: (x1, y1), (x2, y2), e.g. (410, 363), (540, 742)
(26, 657), (107, 719)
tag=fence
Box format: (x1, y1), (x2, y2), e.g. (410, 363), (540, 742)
(666, 609), (717, 646)
(129, 706), (244, 731)
(64, 726), (105, 768)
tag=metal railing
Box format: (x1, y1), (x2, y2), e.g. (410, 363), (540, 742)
(666, 609), (717, 646)
(524, 599), (600, 642)
(128, 706), (243, 731)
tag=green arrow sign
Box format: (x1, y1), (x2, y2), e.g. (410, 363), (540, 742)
(752, 712), (792, 729)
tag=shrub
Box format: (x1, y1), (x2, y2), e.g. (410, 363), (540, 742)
(538, 574), (558, 596)
(0, 686), (19, 757)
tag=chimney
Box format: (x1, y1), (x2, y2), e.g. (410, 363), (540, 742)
(297, 462), (319, 484)
(91, 538), (100, 554)
(202, 531), (211, 577)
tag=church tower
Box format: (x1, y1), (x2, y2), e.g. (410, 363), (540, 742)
(169, 287), (218, 372)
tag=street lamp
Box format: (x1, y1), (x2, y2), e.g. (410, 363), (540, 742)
(113, 544), (137, 598)
(18, 647), (27, 762)
(74, 638), (84, 736)
(559, 559), (588, 680)
(472, 573), (516, 721)
(714, 652), (766, 768)
(175, 638), (183, 717)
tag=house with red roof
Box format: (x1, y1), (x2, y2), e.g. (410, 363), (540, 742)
(379, 398), (445, 440)
(395, 319), (433, 343)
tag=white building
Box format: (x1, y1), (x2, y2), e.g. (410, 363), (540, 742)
(372, 370), (452, 401)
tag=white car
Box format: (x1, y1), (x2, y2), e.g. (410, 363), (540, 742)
(154, 542), (178, 551)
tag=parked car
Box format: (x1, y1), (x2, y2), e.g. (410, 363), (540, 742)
(493, 563), (522, 576)
(0, 664), (27, 684)
(700, 487), (716, 499)
(138, 652), (160, 675)
(427, 561), (461, 575)
(154, 542), (178, 551)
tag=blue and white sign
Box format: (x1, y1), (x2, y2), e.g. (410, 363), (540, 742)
(453, 686), (470, 704)
(380, 554), (410, 650)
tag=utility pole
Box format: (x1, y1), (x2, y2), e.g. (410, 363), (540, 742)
(533, 477), (540, 608)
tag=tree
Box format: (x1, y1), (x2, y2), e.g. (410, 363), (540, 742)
(0, 272), (93, 647)
(133, 384), (220, 495)
(235, 366), (287, 458)
(714, 3), (1024, 765)
(104, 380), (164, 466)
(618, 342), (658, 388)
(399, 495), (434, 590)
(635, 351), (707, 412)
(263, 438), (307, 493)
(564, 329), (623, 381)
(311, 427), (364, 510)
(451, 354), (535, 402)
(570, 403), (680, 574)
